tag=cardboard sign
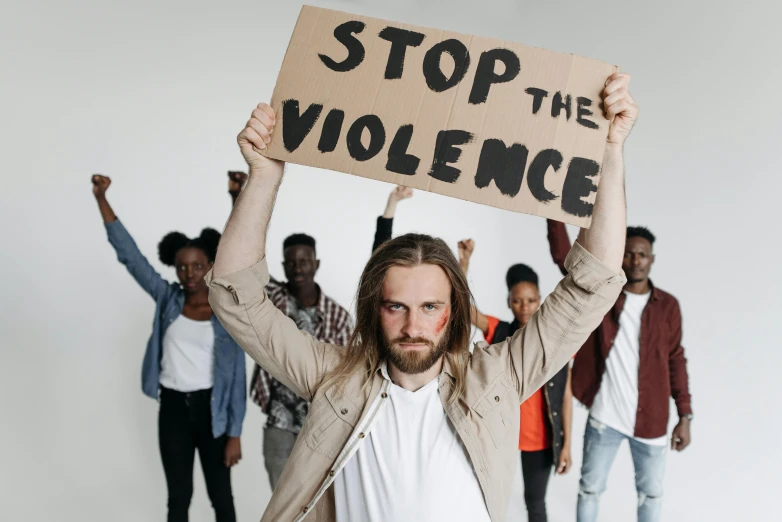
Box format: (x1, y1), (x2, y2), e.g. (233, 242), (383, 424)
(264, 6), (619, 227)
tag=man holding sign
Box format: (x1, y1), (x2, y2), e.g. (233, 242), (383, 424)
(205, 68), (636, 521)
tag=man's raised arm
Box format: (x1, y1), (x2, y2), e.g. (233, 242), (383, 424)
(372, 185), (413, 252)
(574, 72), (636, 272)
(213, 103), (282, 278)
(207, 103), (341, 402)
(501, 72), (637, 401)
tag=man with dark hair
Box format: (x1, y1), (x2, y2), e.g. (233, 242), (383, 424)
(209, 71), (636, 522)
(284, 233), (316, 251)
(547, 220), (693, 522)
(626, 226), (655, 245)
(227, 173), (353, 490)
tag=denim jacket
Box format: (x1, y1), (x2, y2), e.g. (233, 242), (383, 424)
(105, 220), (246, 438)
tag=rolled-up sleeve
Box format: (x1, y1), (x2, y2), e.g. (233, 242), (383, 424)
(206, 259), (343, 403)
(498, 241), (626, 402)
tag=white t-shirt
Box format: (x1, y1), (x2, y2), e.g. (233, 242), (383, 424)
(333, 371), (491, 522)
(159, 315), (215, 392)
(590, 291), (667, 446)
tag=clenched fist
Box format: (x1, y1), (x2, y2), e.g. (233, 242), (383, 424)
(602, 73), (638, 147)
(457, 239), (475, 273)
(237, 103), (284, 173)
(92, 174), (111, 198)
(228, 171), (248, 199)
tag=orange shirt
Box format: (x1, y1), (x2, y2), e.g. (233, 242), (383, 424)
(484, 316), (551, 451)
(518, 389), (551, 451)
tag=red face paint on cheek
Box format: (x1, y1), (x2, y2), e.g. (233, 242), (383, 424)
(434, 306), (450, 335)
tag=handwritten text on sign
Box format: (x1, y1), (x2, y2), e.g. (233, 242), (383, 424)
(265, 7), (618, 226)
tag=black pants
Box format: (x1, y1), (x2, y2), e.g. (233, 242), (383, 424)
(158, 387), (236, 522)
(521, 448), (555, 522)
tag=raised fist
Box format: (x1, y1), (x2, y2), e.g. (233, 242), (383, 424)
(228, 171), (248, 196)
(237, 103), (283, 172)
(91, 174), (112, 198)
(457, 239), (475, 272)
(389, 185), (414, 202)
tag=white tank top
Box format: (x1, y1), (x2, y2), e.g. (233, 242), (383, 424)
(159, 314), (215, 392)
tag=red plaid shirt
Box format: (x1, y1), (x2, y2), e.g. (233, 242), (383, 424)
(250, 277), (353, 413)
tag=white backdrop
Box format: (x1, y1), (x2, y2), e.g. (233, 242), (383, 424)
(1, 0), (780, 520)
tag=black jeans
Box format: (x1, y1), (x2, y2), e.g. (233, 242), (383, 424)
(521, 448), (554, 522)
(158, 387), (236, 522)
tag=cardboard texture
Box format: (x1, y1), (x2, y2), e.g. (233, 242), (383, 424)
(264, 5), (619, 227)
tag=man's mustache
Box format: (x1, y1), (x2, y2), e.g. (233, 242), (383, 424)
(391, 336), (434, 348)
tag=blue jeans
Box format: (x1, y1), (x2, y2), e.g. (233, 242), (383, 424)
(577, 416), (666, 522)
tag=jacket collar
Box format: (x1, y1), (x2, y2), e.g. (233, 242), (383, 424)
(613, 279), (659, 320)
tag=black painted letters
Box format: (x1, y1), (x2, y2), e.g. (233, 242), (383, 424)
(378, 27), (425, 79)
(428, 130), (473, 182)
(319, 21), (367, 72)
(282, 100), (323, 153)
(474, 139), (528, 197)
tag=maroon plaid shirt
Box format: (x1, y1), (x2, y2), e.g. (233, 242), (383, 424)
(250, 277), (353, 413)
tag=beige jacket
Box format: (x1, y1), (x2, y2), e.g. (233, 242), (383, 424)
(206, 241), (625, 522)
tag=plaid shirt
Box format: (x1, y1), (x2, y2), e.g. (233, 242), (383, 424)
(250, 277), (353, 425)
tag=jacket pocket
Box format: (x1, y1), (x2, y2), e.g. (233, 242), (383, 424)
(472, 373), (514, 449)
(303, 395), (355, 460)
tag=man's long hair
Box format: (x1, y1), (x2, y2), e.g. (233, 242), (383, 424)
(328, 233), (473, 403)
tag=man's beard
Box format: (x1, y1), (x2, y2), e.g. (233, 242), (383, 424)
(382, 330), (450, 375)
(624, 267), (648, 284)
